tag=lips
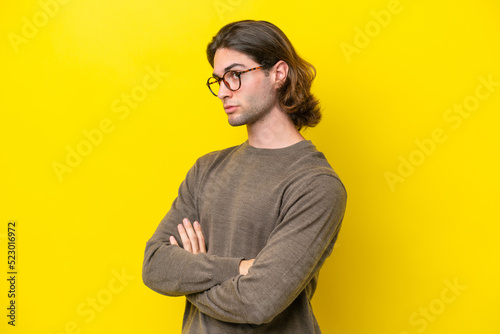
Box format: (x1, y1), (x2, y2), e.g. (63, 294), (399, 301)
(224, 105), (238, 113)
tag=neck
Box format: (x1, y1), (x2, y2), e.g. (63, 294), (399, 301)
(246, 108), (305, 149)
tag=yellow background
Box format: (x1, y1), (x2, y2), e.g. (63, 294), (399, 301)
(1, 0), (499, 333)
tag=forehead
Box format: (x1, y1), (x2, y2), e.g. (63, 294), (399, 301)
(213, 48), (258, 76)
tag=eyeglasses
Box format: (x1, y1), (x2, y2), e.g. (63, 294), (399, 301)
(206, 66), (263, 97)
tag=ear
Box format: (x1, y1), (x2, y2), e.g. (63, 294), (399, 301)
(273, 60), (289, 88)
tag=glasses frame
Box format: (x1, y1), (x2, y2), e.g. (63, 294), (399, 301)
(206, 66), (263, 97)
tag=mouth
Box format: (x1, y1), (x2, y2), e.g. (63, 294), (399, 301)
(224, 105), (238, 114)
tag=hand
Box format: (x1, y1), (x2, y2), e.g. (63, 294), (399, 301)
(170, 218), (206, 254)
(239, 259), (255, 275)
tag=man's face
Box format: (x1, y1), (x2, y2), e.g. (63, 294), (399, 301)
(212, 48), (278, 127)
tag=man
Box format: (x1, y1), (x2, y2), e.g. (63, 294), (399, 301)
(142, 20), (347, 333)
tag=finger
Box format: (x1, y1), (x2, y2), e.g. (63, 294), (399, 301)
(169, 236), (179, 246)
(193, 221), (206, 253)
(178, 224), (192, 253)
(183, 218), (200, 254)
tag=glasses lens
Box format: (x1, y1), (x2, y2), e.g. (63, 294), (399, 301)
(207, 71), (241, 96)
(223, 71), (240, 91)
(207, 77), (220, 96)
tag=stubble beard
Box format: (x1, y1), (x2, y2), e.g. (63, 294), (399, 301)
(227, 93), (277, 127)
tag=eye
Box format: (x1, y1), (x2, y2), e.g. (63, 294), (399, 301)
(229, 71), (240, 79)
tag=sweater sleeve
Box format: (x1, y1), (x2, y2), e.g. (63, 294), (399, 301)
(142, 158), (243, 296)
(186, 174), (347, 324)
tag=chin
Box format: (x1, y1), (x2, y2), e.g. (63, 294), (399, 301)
(228, 119), (246, 127)
(227, 113), (246, 127)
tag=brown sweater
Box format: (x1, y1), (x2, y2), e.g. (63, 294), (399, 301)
(142, 140), (347, 333)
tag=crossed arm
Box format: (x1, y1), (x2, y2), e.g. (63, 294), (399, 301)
(170, 218), (255, 275)
(143, 170), (347, 324)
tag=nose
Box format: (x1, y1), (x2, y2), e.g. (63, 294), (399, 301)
(217, 82), (232, 100)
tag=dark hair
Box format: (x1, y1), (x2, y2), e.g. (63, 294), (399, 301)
(207, 20), (321, 130)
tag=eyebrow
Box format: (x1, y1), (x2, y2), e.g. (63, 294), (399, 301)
(212, 63), (245, 78)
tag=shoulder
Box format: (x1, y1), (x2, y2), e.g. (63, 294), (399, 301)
(289, 141), (346, 194)
(186, 143), (245, 180)
(285, 169), (347, 206)
(194, 144), (242, 167)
